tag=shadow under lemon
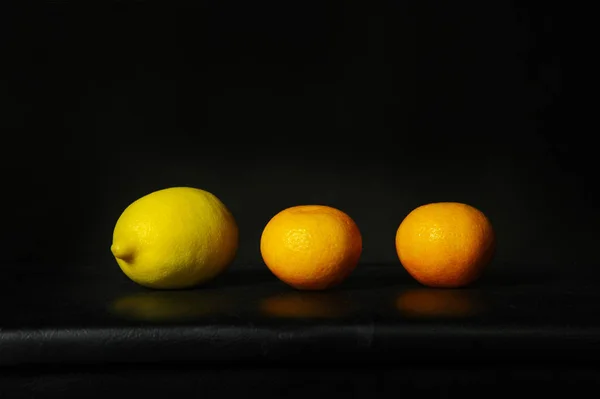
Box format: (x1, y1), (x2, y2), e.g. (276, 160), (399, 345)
(260, 292), (355, 319)
(396, 288), (487, 319)
(109, 290), (235, 322)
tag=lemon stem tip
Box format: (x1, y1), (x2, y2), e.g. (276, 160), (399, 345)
(111, 244), (134, 262)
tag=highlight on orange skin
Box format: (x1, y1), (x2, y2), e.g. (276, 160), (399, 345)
(260, 205), (362, 290)
(395, 202), (496, 288)
(396, 289), (487, 319)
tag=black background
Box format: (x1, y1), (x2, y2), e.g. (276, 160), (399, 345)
(3, 2), (600, 397)
(1, 1), (592, 278)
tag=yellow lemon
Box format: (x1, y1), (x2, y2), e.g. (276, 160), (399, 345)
(111, 187), (238, 289)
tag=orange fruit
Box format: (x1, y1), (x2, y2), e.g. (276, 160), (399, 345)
(260, 205), (362, 290)
(395, 202), (495, 288)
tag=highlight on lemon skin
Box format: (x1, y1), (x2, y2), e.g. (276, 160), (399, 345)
(111, 187), (239, 290)
(260, 205), (362, 291)
(395, 202), (495, 288)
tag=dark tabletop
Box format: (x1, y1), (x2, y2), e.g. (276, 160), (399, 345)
(2, 264), (600, 368)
